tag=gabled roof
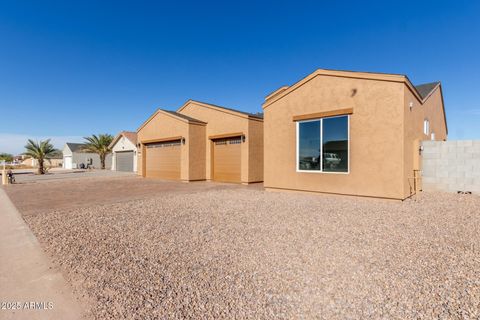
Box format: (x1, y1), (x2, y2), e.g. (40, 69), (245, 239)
(65, 143), (86, 152)
(137, 108), (206, 132)
(263, 68), (439, 108)
(263, 68), (447, 134)
(177, 99), (264, 120)
(109, 131), (138, 148)
(414, 82), (440, 100)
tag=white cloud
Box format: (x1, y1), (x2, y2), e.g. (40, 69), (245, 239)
(0, 133), (84, 155)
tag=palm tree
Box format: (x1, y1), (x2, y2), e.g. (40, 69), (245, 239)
(0, 153), (13, 162)
(23, 139), (57, 174)
(82, 134), (114, 169)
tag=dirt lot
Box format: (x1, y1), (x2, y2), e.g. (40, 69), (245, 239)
(5, 176), (480, 319)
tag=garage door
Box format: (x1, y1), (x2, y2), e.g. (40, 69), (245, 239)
(145, 140), (181, 180)
(64, 156), (72, 169)
(116, 151), (134, 172)
(212, 137), (241, 183)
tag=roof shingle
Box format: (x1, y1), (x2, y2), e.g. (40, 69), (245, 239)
(414, 82), (440, 100)
(66, 143), (86, 152)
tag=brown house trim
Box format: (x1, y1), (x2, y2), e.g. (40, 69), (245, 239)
(208, 132), (244, 140)
(292, 108), (353, 121)
(141, 136), (183, 144)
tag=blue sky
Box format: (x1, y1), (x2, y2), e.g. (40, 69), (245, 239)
(1, 0), (479, 154)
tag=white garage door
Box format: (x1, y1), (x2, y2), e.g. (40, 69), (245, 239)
(64, 156), (72, 169)
(116, 151), (134, 172)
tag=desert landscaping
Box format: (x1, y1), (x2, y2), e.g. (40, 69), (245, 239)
(5, 174), (480, 319)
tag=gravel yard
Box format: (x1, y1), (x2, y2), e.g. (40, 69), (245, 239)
(6, 177), (480, 319)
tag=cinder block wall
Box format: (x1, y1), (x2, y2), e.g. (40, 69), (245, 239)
(422, 140), (480, 194)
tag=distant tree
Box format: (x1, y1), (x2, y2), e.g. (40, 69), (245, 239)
(0, 153), (14, 162)
(23, 139), (57, 174)
(82, 134), (114, 169)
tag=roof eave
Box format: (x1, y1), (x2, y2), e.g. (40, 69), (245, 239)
(262, 68), (434, 109)
(178, 99), (263, 121)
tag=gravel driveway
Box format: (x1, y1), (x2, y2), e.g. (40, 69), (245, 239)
(6, 177), (480, 319)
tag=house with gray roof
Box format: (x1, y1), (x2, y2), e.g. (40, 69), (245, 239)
(62, 142), (112, 169)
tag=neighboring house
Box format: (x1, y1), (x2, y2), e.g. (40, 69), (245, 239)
(21, 157), (37, 167)
(45, 150), (64, 168)
(262, 69), (447, 200)
(13, 155), (27, 164)
(20, 151), (63, 168)
(62, 143), (112, 169)
(109, 131), (138, 172)
(137, 100), (263, 184)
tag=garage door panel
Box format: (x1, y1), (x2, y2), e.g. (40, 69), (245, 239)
(116, 151), (134, 172)
(145, 141), (181, 180)
(213, 137), (241, 183)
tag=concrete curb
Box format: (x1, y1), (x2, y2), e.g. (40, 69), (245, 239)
(0, 188), (85, 320)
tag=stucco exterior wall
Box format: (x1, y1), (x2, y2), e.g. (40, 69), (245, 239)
(247, 118), (264, 183)
(263, 74), (405, 199)
(179, 101), (263, 183)
(111, 136), (137, 172)
(403, 86), (447, 197)
(72, 152), (112, 169)
(62, 145), (73, 157)
(137, 111), (191, 180)
(188, 124), (207, 181)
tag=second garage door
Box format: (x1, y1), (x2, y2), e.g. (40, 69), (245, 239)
(212, 137), (241, 183)
(145, 140), (181, 180)
(115, 151), (134, 172)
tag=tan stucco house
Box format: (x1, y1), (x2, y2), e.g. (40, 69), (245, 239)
(137, 100), (263, 184)
(263, 69), (447, 200)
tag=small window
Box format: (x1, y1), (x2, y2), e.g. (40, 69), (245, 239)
(431, 132), (435, 140)
(298, 121), (321, 171)
(297, 115), (349, 173)
(423, 119), (430, 135)
(322, 116), (349, 172)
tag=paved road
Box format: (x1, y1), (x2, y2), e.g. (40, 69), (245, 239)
(0, 188), (84, 320)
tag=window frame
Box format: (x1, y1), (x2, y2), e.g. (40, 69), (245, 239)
(296, 114), (350, 175)
(423, 119), (430, 136)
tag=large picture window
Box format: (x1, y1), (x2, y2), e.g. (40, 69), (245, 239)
(297, 115), (349, 173)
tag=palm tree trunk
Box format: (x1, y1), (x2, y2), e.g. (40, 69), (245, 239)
(38, 159), (44, 175)
(100, 154), (105, 169)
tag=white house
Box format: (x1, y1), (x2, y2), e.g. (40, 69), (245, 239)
(62, 143), (112, 169)
(109, 131), (138, 172)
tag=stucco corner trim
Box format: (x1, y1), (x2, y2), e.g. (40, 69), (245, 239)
(292, 108), (353, 121)
(265, 85), (289, 102)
